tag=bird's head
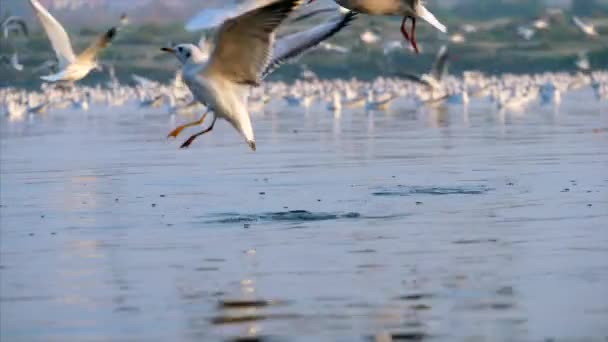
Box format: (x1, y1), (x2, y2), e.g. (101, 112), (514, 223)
(161, 44), (204, 65)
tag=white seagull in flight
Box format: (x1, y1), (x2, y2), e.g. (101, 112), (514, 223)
(29, 0), (118, 82)
(162, 0), (356, 150)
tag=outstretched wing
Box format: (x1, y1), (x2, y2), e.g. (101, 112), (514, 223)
(397, 73), (433, 89)
(572, 16), (585, 30)
(77, 27), (118, 63)
(287, 7), (339, 24)
(206, 0), (304, 86)
(263, 10), (357, 79)
(2, 16), (29, 38)
(29, 0), (76, 69)
(430, 45), (448, 81)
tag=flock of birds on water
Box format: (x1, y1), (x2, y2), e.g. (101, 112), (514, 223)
(1, 0), (606, 150)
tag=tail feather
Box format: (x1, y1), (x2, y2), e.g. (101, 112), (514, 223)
(417, 5), (447, 33)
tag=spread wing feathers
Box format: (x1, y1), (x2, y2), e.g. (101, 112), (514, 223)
(29, 0), (76, 69)
(572, 16), (585, 30)
(206, 0), (304, 86)
(430, 45), (449, 81)
(263, 10), (356, 79)
(398, 73), (433, 89)
(2, 16), (29, 38)
(77, 27), (118, 63)
(287, 7), (340, 24)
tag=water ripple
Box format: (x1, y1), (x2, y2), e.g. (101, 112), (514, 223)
(373, 185), (492, 196)
(205, 210), (362, 223)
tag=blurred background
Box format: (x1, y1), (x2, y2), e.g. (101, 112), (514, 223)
(1, 0), (608, 87)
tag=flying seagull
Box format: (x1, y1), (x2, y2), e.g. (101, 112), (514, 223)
(2, 16), (29, 39)
(398, 45), (449, 91)
(29, 0), (118, 82)
(162, 0), (356, 150)
(307, 0), (446, 54)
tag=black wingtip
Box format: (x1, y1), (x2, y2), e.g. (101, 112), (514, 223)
(106, 27), (118, 40)
(343, 10), (359, 24)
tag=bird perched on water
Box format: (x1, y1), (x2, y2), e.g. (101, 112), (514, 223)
(162, 0), (356, 150)
(575, 51), (591, 74)
(29, 0), (118, 82)
(307, 0), (446, 54)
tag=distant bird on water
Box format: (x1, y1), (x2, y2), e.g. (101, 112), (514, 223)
(28, 0), (118, 82)
(307, 0), (446, 54)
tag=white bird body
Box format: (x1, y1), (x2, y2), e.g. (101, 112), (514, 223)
(182, 62), (255, 146)
(5, 99), (27, 122)
(360, 30), (381, 44)
(383, 40), (403, 54)
(449, 32), (466, 44)
(532, 18), (549, 30)
(517, 26), (536, 41)
(327, 90), (342, 112)
(575, 52), (591, 73)
(40, 62), (96, 82)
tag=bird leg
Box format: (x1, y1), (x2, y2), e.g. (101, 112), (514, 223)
(167, 110), (209, 139)
(400, 16), (420, 54)
(410, 17), (419, 54)
(180, 115), (217, 149)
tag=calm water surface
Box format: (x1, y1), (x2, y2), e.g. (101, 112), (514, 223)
(1, 91), (608, 341)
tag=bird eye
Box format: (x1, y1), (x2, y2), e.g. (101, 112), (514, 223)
(178, 47), (183, 52)
(186, 52), (191, 58)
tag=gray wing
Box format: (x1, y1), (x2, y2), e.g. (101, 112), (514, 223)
(263, 10), (356, 79)
(287, 7), (340, 24)
(206, 0), (304, 86)
(29, 0), (76, 69)
(397, 73), (433, 88)
(430, 45), (448, 81)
